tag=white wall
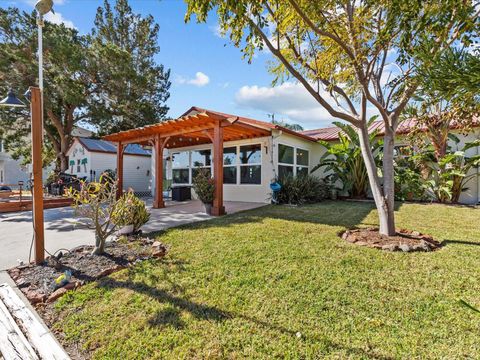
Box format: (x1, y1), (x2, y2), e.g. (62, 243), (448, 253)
(66, 140), (92, 179)
(91, 152), (151, 193)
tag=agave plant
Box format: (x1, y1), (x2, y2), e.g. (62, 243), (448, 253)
(312, 118), (383, 198)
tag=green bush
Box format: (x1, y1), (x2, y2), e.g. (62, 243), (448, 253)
(276, 174), (329, 205)
(112, 191), (150, 232)
(192, 168), (215, 204)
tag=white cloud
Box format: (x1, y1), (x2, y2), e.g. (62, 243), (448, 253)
(44, 12), (75, 29)
(235, 82), (336, 127)
(176, 72), (210, 87)
(235, 82), (379, 128)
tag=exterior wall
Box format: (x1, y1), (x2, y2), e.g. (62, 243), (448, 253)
(66, 140), (92, 180)
(163, 133), (324, 203)
(0, 157), (30, 186)
(90, 152), (151, 193)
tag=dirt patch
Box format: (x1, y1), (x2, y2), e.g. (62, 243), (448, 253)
(341, 227), (441, 252)
(8, 237), (168, 305)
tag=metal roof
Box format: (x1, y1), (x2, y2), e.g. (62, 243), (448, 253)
(77, 137), (151, 156)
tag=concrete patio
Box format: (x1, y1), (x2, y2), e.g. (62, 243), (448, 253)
(0, 199), (265, 269)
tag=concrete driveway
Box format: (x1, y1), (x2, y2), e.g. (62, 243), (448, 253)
(0, 199), (264, 270)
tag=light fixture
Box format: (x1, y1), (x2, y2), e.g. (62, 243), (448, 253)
(0, 89), (26, 108)
(35, 0), (54, 16)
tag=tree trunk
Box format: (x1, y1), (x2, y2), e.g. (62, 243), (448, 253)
(59, 152), (69, 172)
(357, 124), (396, 236)
(381, 131), (396, 236)
(92, 233), (106, 255)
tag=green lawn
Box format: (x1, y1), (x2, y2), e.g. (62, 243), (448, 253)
(55, 201), (480, 359)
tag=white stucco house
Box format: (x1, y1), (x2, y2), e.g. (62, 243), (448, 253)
(66, 137), (152, 194)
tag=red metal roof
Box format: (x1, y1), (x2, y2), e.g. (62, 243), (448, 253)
(301, 116), (479, 141)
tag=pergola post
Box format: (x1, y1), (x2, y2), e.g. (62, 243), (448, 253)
(116, 142), (124, 199)
(212, 122), (225, 216)
(153, 135), (167, 209)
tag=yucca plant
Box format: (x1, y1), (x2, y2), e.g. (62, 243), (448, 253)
(312, 118), (383, 198)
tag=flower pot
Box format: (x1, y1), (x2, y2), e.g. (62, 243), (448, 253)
(117, 224), (134, 236)
(204, 202), (213, 215)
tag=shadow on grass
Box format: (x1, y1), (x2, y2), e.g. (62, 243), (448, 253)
(94, 272), (393, 360)
(443, 239), (480, 247)
(144, 200), (389, 240)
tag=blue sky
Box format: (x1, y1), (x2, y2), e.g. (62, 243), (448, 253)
(3, 0), (340, 130)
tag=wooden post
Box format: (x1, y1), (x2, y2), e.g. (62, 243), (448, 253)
(212, 122), (225, 216)
(30, 87), (44, 264)
(116, 142), (124, 199)
(153, 135), (165, 209)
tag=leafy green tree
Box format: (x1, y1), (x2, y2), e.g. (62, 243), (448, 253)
(90, 0), (171, 134)
(184, 0), (478, 235)
(0, 8), (91, 171)
(312, 119), (382, 198)
(0, 0), (171, 170)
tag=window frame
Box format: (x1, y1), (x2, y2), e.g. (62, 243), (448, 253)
(238, 144), (262, 185)
(277, 143), (310, 178)
(171, 151), (191, 185)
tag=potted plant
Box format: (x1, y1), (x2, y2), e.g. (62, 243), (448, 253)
(112, 191), (151, 235)
(192, 168), (215, 214)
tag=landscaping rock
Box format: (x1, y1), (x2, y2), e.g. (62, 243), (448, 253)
(47, 287), (67, 303)
(341, 227), (440, 253)
(152, 241), (168, 258)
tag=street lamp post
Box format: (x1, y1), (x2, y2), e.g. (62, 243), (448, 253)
(0, 0), (53, 265)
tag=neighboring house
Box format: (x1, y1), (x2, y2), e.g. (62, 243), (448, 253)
(66, 137), (152, 194)
(0, 126), (94, 187)
(302, 118), (480, 205)
(0, 139), (30, 187)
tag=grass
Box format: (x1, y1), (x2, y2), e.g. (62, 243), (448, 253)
(54, 201), (480, 359)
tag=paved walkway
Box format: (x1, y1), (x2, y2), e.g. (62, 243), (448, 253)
(0, 199), (264, 270)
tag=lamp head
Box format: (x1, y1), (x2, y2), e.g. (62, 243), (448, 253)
(0, 89), (26, 108)
(35, 0), (54, 16)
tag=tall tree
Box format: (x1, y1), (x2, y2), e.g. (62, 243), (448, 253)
(0, 8), (92, 171)
(90, 0), (171, 134)
(184, 0), (478, 235)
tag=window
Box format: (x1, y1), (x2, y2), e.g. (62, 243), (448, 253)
(296, 148), (309, 176)
(77, 159), (81, 173)
(172, 151), (190, 184)
(240, 144), (261, 184)
(191, 149), (211, 181)
(277, 144), (309, 179)
(223, 147), (237, 184)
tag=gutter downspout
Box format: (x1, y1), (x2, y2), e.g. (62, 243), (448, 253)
(270, 130), (283, 180)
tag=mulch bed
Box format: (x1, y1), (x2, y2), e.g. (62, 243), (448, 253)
(341, 227), (441, 252)
(7, 236), (168, 305)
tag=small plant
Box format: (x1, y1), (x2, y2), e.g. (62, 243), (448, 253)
(66, 175), (120, 255)
(192, 168), (215, 205)
(276, 174), (329, 205)
(312, 118), (382, 198)
(112, 191), (150, 232)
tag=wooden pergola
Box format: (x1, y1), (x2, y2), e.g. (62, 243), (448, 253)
(103, 107), (274, 216)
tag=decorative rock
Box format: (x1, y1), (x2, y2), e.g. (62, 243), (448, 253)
(382, 244), (398, 251)
(26, 290), (46, 304)
(47, 287), (67, 303)
(398, 244), (410, 252)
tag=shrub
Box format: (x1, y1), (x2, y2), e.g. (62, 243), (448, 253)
(112, 191), (150, 232)
(66, 178), (120, 255)
(276, 174), (329, 205)
(192, 168), (215, 204)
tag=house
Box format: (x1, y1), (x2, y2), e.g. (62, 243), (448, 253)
(0, 126), (93, 188)
(302, 118), (480, 204)
(66, 137), (152, 195)
(103, 107), (480, 211)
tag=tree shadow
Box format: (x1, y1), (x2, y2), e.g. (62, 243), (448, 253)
(94, 273), (393, 360)
(442, 239), (480, 247)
